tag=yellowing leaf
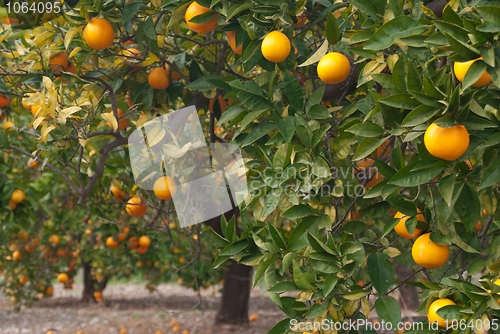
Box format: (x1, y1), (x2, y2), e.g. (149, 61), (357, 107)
(79, 138), (87, 147)
(64, 26), (83, 49)
(41, 125), (56, 137)
(69, 47), (82, 59)
(146, 126), (166, 148)
(58, 106), (82, 124)
(42, 76), (54, 92)
(299, 39), (328, 67)
(361, 297), (370, 318)
(102, 112), (118, 131)
(136, 52), (160, 67)
(383, 247), (401, 258)
(33, 116), (45, 129)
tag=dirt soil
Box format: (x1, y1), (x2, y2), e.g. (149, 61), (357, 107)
(0, 283), (285, 334)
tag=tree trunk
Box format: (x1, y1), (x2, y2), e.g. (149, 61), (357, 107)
(81, 260), (108, 302)
(394, 263), (420, 313)
(215, 260), (253, 324)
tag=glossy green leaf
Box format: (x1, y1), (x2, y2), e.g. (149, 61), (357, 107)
(365, 16), (428, 50)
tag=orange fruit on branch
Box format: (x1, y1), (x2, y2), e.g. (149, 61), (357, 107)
(153, 176), (177, 200)
(49, 53), (68, 73)
(317, 52), (350, 84)
(10, 189), (25, 204)
(2, 121), (14, 130)
(0, 93), (11, 108)
(394, 209), (424, 239)
(454, 57), (491, 87)
(84, 17), (115, 50)
(427, 298), (456, 327)
(226, 30), (242, 55)
(57, 273), (68, 283)
(424, 123), (469, 161)
(12, 250), (22, 260)
(354, 158), (383, 188)
(27, 158), (39, 168)
(148, 67), (170, 90)
(412, 233), (449, 269)
(49, 235), (60, 246)
(184, 1), (218, 34)
(139, 235), (151, 248)
(106, 236), (119, 248)
(208, 96), (226, 114)
(261, 31), (291, 63)
(126, 195), (147, 217)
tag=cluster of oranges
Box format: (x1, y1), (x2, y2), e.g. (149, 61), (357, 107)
(168, 319), (190, 334)
(7, 189), (25, 210)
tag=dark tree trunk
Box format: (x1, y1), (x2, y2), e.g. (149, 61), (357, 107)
(81, 260), (108, 302)
(205, 207), (253, 325)
(215, 260), (253, 324)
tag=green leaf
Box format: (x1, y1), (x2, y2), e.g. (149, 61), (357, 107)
(389, 161), (446, 187)
(445, 33), (480, 60)
(306, 300), (330, 318)
(475, 6), (500, 25)
(230, 81), (272, 112)
(0, 129), (10, 149)
(343, 290), (371, 300)
(433, 21), (469, 43)
(479, 157), (500, 189)
(267, 318), (291, 334)
(241, 122), (276, 147)
(375, 296), (401, 330)
(308, 232), (336, 255)
(284, 71), (305, 113)
(463, 60), (487, 90)
(353, 136), (390, 161)
(340, 242), (363, 255)
(218, 106), (246, 124)
(345, 122), (384, 137)
(293, 260), (313, 290)
(262, 190), (280, 218)
(402, 104), (441, 127)
(455, 183), (481, 232)
(268, 222), (287, 250)
(392, 56), (407, 93)
(288, 216), (318, 251)
(379, 94), (421, 109)
(210, 228), (230, 247)
(439, 174), (455, 207)
(347, 0), (380, 20)
(268, 281), (302, 293)
(227, 3), (252, 19)
(367, 253), (395, 294)
(436, 305), (463, 323)
(364, 16), (428, 50)
(307, 105), (332, 119)
(281, 205), (312, 220)
(468, 258), (489, 275)
(323, 275), (338, 296)
(273, 143), (292, 171)
(220, 240), (249, 256)
(326, 11), (341, 45)
(382, 218), (401, 238)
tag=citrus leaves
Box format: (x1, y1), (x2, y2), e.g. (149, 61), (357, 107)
(364, 16), (428, 50)
(325, 12), (341, 45)
(367, 253), (395, 294)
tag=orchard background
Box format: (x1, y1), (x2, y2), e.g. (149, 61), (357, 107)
(1, 0), (500, 332)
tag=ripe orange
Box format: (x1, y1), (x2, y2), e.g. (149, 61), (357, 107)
(153, 176), (177, 200)
(261, 31), (291, 63)
(10, 189), (25, 204)
(106, 236), (119, 248)
(172, 326), (182, 332)
(296, 14), (306, 27)
(107, 108), (129, 131)
(110, 183), (126, 201)
(376, 139), (391, 158)
(475, 221), (482, 231)
(7, 200), (16, 210)
(57, 273), (69, 283)
(139, 235), (151, 248)
(49, 53), (68, 73)
(12, 250), (22, 260)
(355, 158), (383, 188)
(209, 96), (227, 114)
(170, 319), (179, 326)
(119, 329), (127, 334)
(19, 275), (29, 284)
(226, 31), (242, 55)
(250, 314), (258, 322)
(4, 17), (20, 25)
(394, 209), (424, 239)
(182, 331), (190, 334)
(2, 121), (14, 130)
(427, 298), (456, 327)
(424, 124), (469, 161)
(148, 67), (170, 90)
(28, 158), (39, 168)
(121, 48), (141, 65)
(0, 93), (11, 108)
(155, 331), (164, 334)
(45, 286), (53, 295)
(116, 232), (127, 242)
(126, 195), (147, 217)
(49, 235), (60, 246)
(412, 233), (449, 269)
(185, 1), (218, 34)
(483, 209), (488, 216)
(84, 17), (115, 50)
(17, 230), (28, 241)
(454, 58), (491, 87)
(317, 52), (351, 84)
(137, 246), (148, 254)
(128, 237), (139, 249)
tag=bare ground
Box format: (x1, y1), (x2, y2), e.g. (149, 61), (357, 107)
(0, 283), (284, 334)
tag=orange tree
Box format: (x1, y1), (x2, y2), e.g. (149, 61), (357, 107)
(1, 0), (500, 330)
